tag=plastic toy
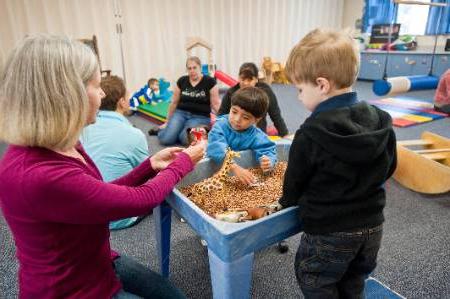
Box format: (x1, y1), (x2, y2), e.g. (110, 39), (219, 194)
(373, 76), (439, 96)
(214, 70), (238, 87)
(185, 36), (238, 87)
(186, 126), (209, 144)
(130, 78), (173, 110)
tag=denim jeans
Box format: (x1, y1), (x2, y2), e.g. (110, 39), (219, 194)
(112, 255), (186, 299)
(295, 225), (383, 299)
(158, 109), (210, 146)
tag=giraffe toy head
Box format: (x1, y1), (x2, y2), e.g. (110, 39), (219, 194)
(191, 148), (241, 198)
(218, 148), (240, 180)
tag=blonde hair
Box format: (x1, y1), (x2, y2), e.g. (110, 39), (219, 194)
(285, 28), (360, 89)
(0, 34), (98, 150)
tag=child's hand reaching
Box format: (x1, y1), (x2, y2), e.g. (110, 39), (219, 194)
(231, 163), (257, 186)
(260, 155), (272, 173)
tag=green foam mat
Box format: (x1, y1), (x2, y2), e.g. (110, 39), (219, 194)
(137, 101), (170, 119)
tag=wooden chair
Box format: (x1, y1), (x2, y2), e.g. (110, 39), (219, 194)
(78, 35), (111, 77)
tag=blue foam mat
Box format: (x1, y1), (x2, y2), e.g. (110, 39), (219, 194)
(365, 277), (404, 299)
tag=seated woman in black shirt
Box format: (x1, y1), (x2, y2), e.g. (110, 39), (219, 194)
(218, 62), (289, 137)
(156, 56), (220, 145)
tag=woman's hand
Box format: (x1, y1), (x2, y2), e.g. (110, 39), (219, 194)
(182, 139), (207, 164)
(260, 155), (272, 173)
(158, 123), (167, 130)
(231, 163), (256, 186)
(150, 147), (184, 171)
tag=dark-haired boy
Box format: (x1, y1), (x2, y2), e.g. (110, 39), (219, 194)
(207, 86), (276, 185)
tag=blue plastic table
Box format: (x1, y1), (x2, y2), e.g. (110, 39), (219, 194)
(153, 141), (402, 299)
(154, 142), (302, 299)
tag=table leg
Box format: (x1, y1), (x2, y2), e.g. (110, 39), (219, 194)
(207, 249), (254, 299)
(154, 201), (172, 278)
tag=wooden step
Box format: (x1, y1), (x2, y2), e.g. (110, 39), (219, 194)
(414, 148), (450, 154)
(398, 139), (433, 146)
(421, 153), (447, 161)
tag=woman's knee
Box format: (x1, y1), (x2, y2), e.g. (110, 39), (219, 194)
(158, 134), (177, 146)
(177, 130), (189, 146)
(158, 128), (181, 145)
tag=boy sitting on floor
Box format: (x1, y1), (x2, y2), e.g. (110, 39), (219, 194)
(279, 28), (397, 297)
(206, 86), (276, 186)
(81, 75), (150, 230)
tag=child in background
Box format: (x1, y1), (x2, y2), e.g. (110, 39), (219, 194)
(130, 78), (162, 110)
(218, 62), (289, 137)
(434, 69), (450, 114)
(279, 28), (397, 298)
(207, 86), (276, 185)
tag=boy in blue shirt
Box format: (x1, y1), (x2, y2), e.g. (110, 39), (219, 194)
(207, 86), (276, 185)
(280, 29), (397, 297)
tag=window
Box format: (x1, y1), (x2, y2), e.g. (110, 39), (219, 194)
(396, 1), (431, 35)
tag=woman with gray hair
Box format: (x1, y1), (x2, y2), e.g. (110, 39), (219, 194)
(0, 35), (204, 299)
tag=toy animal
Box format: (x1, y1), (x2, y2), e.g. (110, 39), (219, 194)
(186, 125), (210, 145)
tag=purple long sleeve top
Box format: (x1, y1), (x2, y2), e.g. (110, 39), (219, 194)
(0, 144), (193, 299)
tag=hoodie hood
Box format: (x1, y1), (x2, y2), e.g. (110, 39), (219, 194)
(302, 101), (393, 164)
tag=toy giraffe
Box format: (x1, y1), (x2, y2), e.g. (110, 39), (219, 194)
(193, 148), (240, 197)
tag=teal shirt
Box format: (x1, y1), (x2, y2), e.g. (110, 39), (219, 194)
(81, 111), (149, 182)
(81, 110), (149, 229)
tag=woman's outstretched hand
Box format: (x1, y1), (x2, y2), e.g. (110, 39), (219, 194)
(182, 139), (207, 164)
(150, 147), (184, 171)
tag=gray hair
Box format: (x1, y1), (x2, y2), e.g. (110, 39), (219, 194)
(0, 34), (99, 150)
(186, 56), (202, 68)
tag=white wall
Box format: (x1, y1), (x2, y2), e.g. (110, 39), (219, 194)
(0, 0), (345, 91)
(0, 0), (123, 79)
(342, 0), (364, 31)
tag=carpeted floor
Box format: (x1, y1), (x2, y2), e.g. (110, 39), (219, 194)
(1, 81), (449, 298)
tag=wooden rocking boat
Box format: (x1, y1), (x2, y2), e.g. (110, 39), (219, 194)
(394, 131), (450, 194)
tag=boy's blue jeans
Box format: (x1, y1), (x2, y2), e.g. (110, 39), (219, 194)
(158, 109), (210, 146)
(112, 255), (186, 299)
(295, 225), (383, 299)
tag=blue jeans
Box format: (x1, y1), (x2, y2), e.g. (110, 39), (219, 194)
(112, 255), (186, 299)
(158, 109), (210, 146)
(295, 225), (383, 299)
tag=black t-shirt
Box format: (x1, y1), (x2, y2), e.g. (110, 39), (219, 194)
(176, 75), (216, 117)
